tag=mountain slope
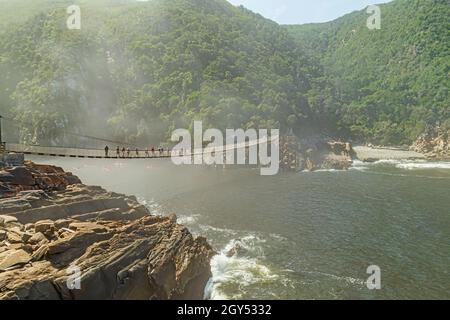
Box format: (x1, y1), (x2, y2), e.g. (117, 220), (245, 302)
(287, 0), (450, 144)
(0, 0), (448, 146)
(0, 0), (318, 146)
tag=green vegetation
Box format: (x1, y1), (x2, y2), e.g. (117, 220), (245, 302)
(0, 0), (448, 146)
(0, 0), (318, 145)
(287, 0), (450, 145)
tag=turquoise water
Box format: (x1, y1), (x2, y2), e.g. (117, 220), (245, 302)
(31, 156), (450, 299)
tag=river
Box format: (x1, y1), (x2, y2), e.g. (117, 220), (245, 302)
(29, 156), (450, 299)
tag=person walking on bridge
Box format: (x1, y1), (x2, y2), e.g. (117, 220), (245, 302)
(126, 147), (131, 158)
(121, 147), (126, 158)
(105, 145), (109, 158)
(135, 148), (140, 158)
(345, 142), (352, 157)
(116, 146), (120, 158)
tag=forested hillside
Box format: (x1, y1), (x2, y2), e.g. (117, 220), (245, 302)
(0, 0), (319, 146)
(287, 0), (449, 145)
(0, 0), (448, 146)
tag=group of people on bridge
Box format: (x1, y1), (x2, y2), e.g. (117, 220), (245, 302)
(104, 145), (166, 158)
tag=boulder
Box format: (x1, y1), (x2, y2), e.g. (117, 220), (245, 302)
(28, 232), (49, 245)
(226, 240), (246, 258)
(3, 167), (35, 186)
(54, 219), (72, 229)
(34, 220), (55, 235)
(31, 245), (49, 261)
(7, 231), (23, 244)
(0, 215), (18, 227)
(0, 161), (82, 199)
(0, 249), (32, 271)
(412, 126), (450, 160)
(21, 232), (34, 243)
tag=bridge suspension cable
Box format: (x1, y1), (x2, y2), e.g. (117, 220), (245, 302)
(0, 113), (279, 160)
(0, 114), (138, 148)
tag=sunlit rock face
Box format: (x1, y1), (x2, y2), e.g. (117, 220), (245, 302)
(0, 161), (81, 198)
(0, 162), (214, 300)
(412, 127), (450, 160)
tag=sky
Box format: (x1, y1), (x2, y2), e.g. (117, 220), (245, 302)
(227, 0), (393, 25)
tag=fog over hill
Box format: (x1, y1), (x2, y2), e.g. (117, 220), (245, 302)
(0, 0), (448, 147)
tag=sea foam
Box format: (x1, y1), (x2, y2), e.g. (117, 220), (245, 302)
(204, 236), (279, 300)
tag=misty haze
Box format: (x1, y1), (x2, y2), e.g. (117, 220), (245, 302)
(0, 0), (449, 305)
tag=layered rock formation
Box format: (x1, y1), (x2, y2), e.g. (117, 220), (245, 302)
(294, 137), (353, 171)
(0, 161), (81, 198)
(0, 162), (214, 300)
(411, 126), (450, 160)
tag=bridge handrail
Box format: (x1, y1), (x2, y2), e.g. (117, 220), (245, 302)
(5, 135), (279, 159)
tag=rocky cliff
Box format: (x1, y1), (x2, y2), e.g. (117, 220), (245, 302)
(411, 127), (450, 160)
(0, 161), (82, 198)
(286, 135), (353, 171)
(0, 161), (214, 300)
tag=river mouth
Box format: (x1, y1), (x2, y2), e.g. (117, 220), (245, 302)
(29, 156), (450, 300)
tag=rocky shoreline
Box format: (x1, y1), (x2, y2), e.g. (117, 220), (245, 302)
(352, 126), (450, 163)
(0, 161), (214, 300)
(280, 135), (354, 171)
(411, 126), (450, 161)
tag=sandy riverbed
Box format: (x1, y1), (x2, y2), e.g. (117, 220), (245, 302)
(353, 146), (426, 162)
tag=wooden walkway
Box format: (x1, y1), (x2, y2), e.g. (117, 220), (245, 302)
(4, 136), (279, 160)
(6, 143), (171, 159)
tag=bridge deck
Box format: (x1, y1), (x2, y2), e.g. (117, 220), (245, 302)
(4, 137), (278, 160)
(6, 143), (172, 159)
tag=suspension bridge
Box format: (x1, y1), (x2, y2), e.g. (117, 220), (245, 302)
(0, 115), (281, 161)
